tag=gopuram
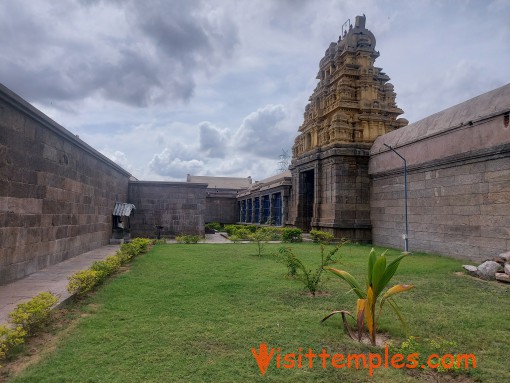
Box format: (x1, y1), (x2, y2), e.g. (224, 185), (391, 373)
(288, 15), (408, 241)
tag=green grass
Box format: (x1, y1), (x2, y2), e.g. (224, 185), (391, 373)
(8, 243), (509, 382)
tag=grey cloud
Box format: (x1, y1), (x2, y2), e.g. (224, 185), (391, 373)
(0, 0), (239, 107)
(199, 122), (228, 158)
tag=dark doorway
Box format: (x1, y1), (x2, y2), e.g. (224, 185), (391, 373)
(299, 170), (315, 231)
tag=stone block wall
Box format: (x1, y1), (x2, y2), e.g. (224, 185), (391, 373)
(289, 145), (372, 242)
(128, 181), (207, 237)
(370, 156), (510, 261)
(205, 195), (238, 224)
(370, 102), (510, 262)
(0, 84), (130, 284)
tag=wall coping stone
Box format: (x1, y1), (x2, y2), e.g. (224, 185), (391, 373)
(0, 83), (131, 178)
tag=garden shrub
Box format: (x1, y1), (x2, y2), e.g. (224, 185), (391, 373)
(67, 238), (151, 298)
(224, 225), (240, 236)
(8, 292), (58, 336)
(176, 234), (202, 244)
(281, 228), (302, 242)
(245, 225), (258, 233)
(310, 229), (335, 244)
(0, 325), (26, 364)
(224, 226), (251, 240)
(91, 256), (121, 281)
(67, 270), (102, 296)
(259, 227), (282, 241)
(205, 222), (222, 231)
(129, 237), (151, 253)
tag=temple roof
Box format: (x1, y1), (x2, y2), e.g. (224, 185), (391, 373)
(186, 175), (252, 190)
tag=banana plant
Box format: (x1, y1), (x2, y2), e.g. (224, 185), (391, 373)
(322, 249), (414, 345)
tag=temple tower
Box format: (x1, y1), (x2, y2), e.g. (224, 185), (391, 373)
(288, 15), (407, 241)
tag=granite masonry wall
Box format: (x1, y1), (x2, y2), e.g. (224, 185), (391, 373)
(369, 86), (510, 262)
(289, 146), (372, 242)
(128, 181), (207, 237)
(0, 84), (130, 284)
(205, 195), (238, 224)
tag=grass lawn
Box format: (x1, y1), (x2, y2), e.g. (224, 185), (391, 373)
(7, 243), (509, 382)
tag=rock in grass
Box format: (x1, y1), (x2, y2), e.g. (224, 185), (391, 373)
(499, 252), (510, 262)
(462, 265), (479, 277)
(476, 261), (503, 280)
(495, 273), (510, 283)
(505, 263), (510, 276)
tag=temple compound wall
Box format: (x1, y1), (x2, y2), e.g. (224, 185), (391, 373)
(369, 84), (510, 261)
(237, 171), (292, 226)
(0, 84), (131, 283)
(187, 175), (251, 224)
(128, 181), (207, 238)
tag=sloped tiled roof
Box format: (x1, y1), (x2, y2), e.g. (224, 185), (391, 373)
(187, 175), (252, 189)
(113, 203), (135, 216)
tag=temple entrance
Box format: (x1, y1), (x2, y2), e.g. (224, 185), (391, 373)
(299, 170), (314, 231)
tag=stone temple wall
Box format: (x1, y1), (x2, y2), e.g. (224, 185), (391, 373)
(369, 84), (510, 262)
(128, 181), (207, 238)
(205, 195), (238, 224)
(0, 84), (130, 284)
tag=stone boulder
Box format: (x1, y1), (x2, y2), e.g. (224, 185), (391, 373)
(462, 265), (479, 277)
(476, 261), (503, 280)
(495, 273), (510, 283)
(499, 252), (510, 262)
(505, 263), (510, 276)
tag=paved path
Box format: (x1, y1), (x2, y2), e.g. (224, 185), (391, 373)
(0, 245), (119, 326)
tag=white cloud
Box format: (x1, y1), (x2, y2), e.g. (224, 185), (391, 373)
(233, 104), (292, 157)
(149, 148), (204, 179)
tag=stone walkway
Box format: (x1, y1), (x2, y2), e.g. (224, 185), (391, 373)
(0, 245), (119, 326)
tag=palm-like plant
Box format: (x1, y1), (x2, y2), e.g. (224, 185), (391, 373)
(322, 249), (414, 345)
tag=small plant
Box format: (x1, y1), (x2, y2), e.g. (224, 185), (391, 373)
(249, 229), (273, 256)
(281, 228), (302, 243)
(277, 244), (342, 296)
(175, 234), (202, 244)
(8, 292), (58, 336)
(275, 247), (301, 277)
(67, 270), (102, 296)
(310, 229), (335, 244)
(322, 249), (413, 345)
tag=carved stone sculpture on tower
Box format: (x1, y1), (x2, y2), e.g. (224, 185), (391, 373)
(292, 14), (408, 158)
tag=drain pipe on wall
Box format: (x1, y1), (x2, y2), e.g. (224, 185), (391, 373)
(383, 144), (409, 253)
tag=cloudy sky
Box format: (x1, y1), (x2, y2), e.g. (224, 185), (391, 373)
(1, 0), (509, 181)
